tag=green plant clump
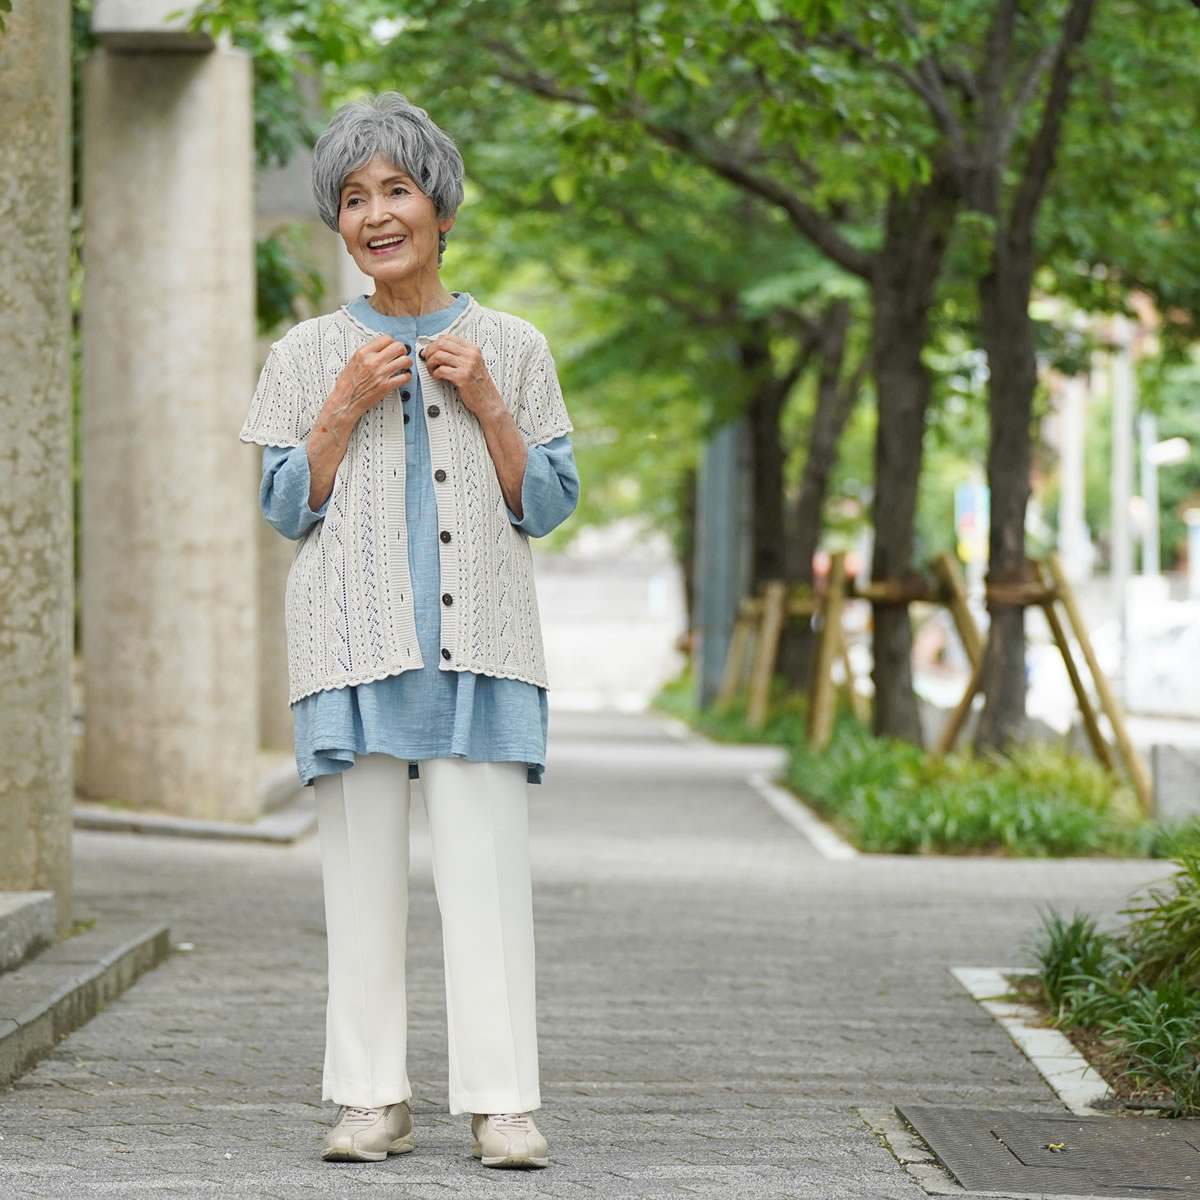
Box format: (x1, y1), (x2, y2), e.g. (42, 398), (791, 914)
(786, 721), (1155, 858)
(1032, 835), (1200, 1116)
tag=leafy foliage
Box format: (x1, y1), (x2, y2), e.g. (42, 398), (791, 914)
(1031, 835), (1200, 1115)
(785, 721), (1154, 856)
(657, 676), (1164, 856)
(255, 225), (326, 335)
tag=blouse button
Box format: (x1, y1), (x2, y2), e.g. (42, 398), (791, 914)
(440, 530), (452, 544)
(434, 469), (447, 483)
(427, 404), (440, 418)
(403, 413), (410, 424)
(441, 648), (452, 661)
(442, 593), (454, 606)
(400, 390), (411, 401)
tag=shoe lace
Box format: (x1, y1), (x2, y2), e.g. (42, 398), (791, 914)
(340, 1105), (385, 1126)
(490, 1112), (532, 1132)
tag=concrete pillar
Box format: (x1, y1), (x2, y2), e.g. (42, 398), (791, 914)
(253, 152), (345, 751)
(0, 1), (75, 933)
(81, 21), (258, 818)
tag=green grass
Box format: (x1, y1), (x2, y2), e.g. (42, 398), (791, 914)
(1031, 838), (1200, 1115)
(787, 721), (1162, 857)
(655, 673), (1183, 858)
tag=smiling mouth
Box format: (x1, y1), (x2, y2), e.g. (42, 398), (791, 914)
(367, 235), (407, 251)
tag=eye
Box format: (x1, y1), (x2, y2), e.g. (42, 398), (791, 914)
(392, 185), (410, 196)
(343, 196), (362, 207)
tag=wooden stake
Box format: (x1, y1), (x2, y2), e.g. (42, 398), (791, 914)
(715, 606), (754, 714)
(1037, 587), (1116, 772)
(746, 581), (788, 730)
(932, 551), (984, 669)
(1044, 554), (1153, 813)
(935, 651), (986, 755)
(806, 553), (847, 750)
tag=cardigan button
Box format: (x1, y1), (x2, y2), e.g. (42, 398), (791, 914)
(442, 593), (453, 606)
(434, 469), (447, 482)
(427, 404), (440, 418)
(441, 648), (451, 661)
(440, 530), (451, 544)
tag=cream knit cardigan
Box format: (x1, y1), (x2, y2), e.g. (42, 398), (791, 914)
(240, 297), (573, 703)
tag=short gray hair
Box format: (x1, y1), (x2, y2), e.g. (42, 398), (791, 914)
(311, 93), (465, 235)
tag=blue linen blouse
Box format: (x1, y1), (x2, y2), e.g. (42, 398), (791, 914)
(259, 292), (579, 786)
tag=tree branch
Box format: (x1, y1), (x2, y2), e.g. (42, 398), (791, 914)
(478, 38), (875, 280)
(997, 39), (1059, 162)
(1010, 0), (1097, 235)
(810, 29), (968, 167)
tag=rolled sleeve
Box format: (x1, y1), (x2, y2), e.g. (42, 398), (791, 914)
(260, 444), (329, 540)
(507, 434), (580, 538)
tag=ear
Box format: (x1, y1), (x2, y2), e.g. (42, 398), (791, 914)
(439, 213), (457, 235)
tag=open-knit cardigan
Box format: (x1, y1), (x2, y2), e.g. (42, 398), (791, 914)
(239, 297), (574, 704)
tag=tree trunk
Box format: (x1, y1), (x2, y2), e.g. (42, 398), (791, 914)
(970, 0), (1097, 751)
(869, 172), (958, 743)
(742, 330), (787, 593)
(675, 465), (698, 640)
(973, 235), (1037, 751)
(780, 299), (858, 690)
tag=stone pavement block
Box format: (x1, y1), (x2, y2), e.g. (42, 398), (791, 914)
(0, 712), (1175, 1199)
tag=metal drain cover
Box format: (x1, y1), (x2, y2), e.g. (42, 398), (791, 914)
(897, 1105), (1200, 1198)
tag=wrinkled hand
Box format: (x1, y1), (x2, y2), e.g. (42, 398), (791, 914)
(421, 334), (505, 420)
(337, 334), (412, 417)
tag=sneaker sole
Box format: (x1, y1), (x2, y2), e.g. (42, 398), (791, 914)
(473, 1148), (548, 1169)
(322, 1137), (414, 1162)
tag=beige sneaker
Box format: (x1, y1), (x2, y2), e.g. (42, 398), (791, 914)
(321, 1102), (414, 1162)
(470, 1111), (549, 1168)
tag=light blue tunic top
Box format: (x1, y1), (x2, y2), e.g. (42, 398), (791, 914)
(259, 293), (579, 786)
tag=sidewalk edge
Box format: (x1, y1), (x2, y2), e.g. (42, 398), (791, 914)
(950, 966), (1110, 1116)
(0, 922), (171, 1089)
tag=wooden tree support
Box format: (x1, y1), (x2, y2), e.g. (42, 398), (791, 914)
(716, 554), (865, 739)
(716, 550), (1153, 814)
(933, 553), (1152, 814)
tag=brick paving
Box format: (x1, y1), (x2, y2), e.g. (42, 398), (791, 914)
(0, 712), (1170, 1198)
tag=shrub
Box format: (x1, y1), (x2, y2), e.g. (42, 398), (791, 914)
(1032, 839), (1200, 1116)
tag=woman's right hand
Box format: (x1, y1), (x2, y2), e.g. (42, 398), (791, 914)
(307, 336), (413, 513)
(336, 334), (413, 416)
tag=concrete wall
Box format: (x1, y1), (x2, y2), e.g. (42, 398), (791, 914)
(0, 1), (75, 933)
(253, 149), (347, 750)
(81, 46), (259, 819)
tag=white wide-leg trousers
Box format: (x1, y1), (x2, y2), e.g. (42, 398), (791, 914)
(314, 754), (541, 1116)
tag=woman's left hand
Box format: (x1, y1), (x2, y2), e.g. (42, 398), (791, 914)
(421, 335), (505, 422)
(421, 334), (528, 516)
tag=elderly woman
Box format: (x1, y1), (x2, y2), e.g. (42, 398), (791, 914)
(239, 93), (577, 1169)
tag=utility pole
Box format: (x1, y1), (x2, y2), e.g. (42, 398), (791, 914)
(694, 420), (752, 707)
(1111, 317), (1135, 697)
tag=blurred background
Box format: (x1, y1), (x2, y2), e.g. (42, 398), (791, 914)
(5, 0), (1200, 923)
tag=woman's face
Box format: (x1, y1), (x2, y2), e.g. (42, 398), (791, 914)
(337, 154), (455, 287)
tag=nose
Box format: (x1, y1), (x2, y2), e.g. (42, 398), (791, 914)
(364, 193), (390, 225)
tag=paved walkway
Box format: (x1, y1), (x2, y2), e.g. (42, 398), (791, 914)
(0, 713), (1170, 1198)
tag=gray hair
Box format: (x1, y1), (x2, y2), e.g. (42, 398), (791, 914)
(311, 93), (465, 248)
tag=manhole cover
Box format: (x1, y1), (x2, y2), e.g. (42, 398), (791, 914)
(898, 1105), (1200, 1198)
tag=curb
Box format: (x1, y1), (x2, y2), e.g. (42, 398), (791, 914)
(0, 920), (171, 1089)
(0, 893), (56, 975)
(74, 786), (316, 844)
(951, 966), (1110, 1115)
(652, 713), (858, 860)
(746, 772), (860, 860)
